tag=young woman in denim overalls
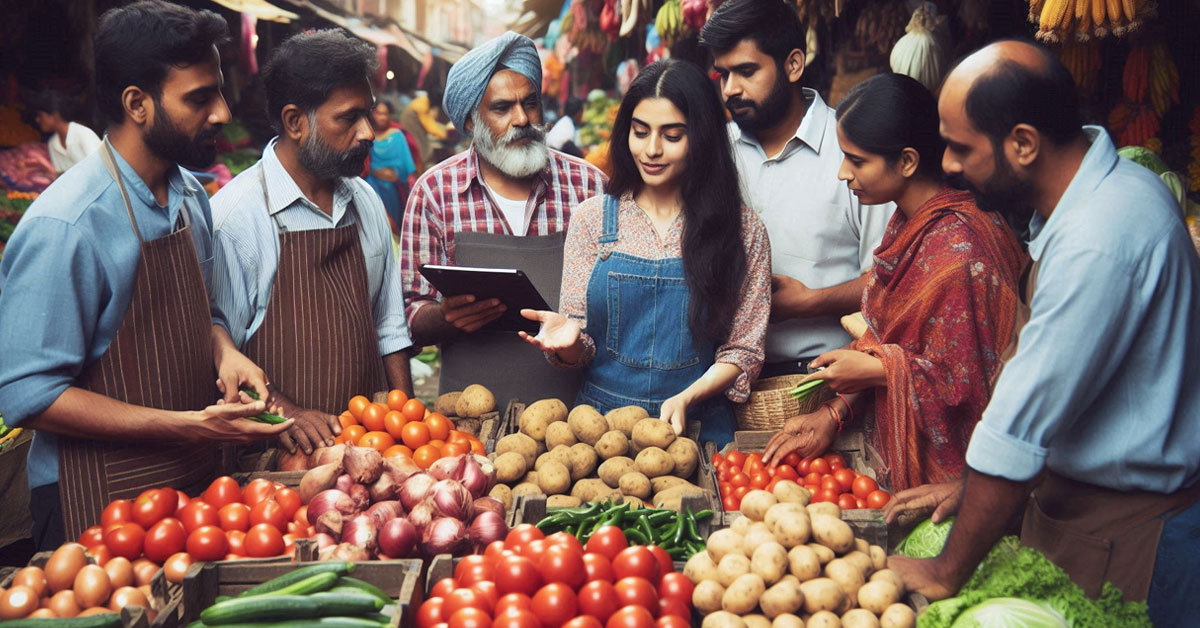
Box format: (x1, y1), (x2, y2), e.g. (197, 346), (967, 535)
(519, 60), (773, 448)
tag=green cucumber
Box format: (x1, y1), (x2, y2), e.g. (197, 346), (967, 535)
(200, 594), (321, 625)
(236, 562), (354, 597)
(0, 614), (122, 628)
(308, 591), (385, 615)
(186, 619), (387, 628)
(336, 576), (393, 604)
(265, 572), (338, 596)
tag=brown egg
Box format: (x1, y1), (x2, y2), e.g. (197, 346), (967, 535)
(108, 585), (149, 611)
(0, 585), (40, 620)
(137, 584), (155, 609)
(47, 589), (81, 618)
(44, 543), (89, 593)
(11, 566), (47, 598)
(162, 552), (193, 584)
(27, 607), (57, 618)
(103, 557), (134, 590)
(131, 558), (159, 587)
(78, 606), (117, 616)
(73, 564), (112, 609)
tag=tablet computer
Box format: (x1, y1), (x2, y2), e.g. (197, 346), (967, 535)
(418, 264), (551, 334)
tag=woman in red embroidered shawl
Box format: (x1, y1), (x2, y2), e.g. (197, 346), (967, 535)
(764, 74), (1026, 518)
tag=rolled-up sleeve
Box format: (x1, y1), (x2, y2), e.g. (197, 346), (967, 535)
(0, 218), (104, 425)
(716, 210), (772, 402)
(966, 248), (1144, 481)
(400, 178), (445, 326)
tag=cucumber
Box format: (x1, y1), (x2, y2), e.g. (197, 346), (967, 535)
(237, 562), (355, 597)
(185, 619), (387, 628)
(0, 614), (122, 628)
(200, 594), (321, 625)
(336, 576), (393, 603)
(308, 591), (385, 615)
(264, 572), (338, 596)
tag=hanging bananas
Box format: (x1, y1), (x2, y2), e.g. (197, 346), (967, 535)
(654, 0), (688, 48)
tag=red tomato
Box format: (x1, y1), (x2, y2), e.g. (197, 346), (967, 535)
(144, 517), (186, 563)
(540, 544), (585, 589)
(765, 465), (777, 478)
(430, 578), (459, 599)
(852, 475), (879, 500)
(563, 618), (603, 628)
(582, 552), (615, 583)
(469, 582), (499, 613)
(765, 478), (783, 493)
(718, 482), (733, 497)
(711, 453), (724, 467)
(833, 468), (858, 492)
(605, 605), (655, 628)
(803, 471), (823, 485)
(814, 488), (839, 504)
(866, 490), (892, 509)
(483, 541), (508, 565)
(796, 458), (811, 474)
(132, 488), (176, 529)
(749, 473), (770, 490)
(656, 616), (689, 628)
(545, 531), (585, 555)
(174, 490), (189, 514)
(218, 503), (251, 532)
(272, 488), (301, 520)
(531, 583), (578, 628)
(242, 478), (277, 506)
(249, 498), (288, 531)
(493, 610), (540, 628)
(186, 525), (228, 561)
(104, 522), (145, 560)
(725, 451), (746, 468)
(728, 473), (749, 489)
(225, 529), (246, 555)
(416, 597), (445, 628)
(505, 524), (545, 551)
(612, 547), (661, 584)
(202, 476), (243, 509)
(837, 493), (859, 510)
(102, 499), (133, 528)
(494, 593), (532, 616)
(443, 588), (490, 618)
(825, 453), (846, 469)
(244, 523), (285, 557)
(657, 573), (693, 607)
(87, 543), (112, 566)
(455, 555), (494, 587)
(775, 465), (799, 481)
(856, 497), (867, 509)
(448, 607), (492, 628)
(613, 577), (657, 610)
(809, 458), (830, 475)
(656, 597), (690, 620)
(178, 501), (218, 534)
(292, 504), (308, 527)
(495, 555), (542, 597)
(820, 476), (841, 493)
(521, 539), (549, 567)
(585, 526), (628, 562)
(78, 525), (104, 547)
(646, 546), (672, 584)
(577, 580), (619, 621)
(731, 486), (750, 501)
(781, 452), (802, 467)
(722, 494), (739, 511)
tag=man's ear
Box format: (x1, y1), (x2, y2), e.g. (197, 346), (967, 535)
(281, 104), (307, 142)
(1009, 123), (1040, 168)
(463, 113), (474, 136)
(784, 49), (806, 84)
(121, 86), (152, 126)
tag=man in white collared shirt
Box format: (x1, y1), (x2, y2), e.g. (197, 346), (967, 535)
(700, 0), (895, 375)
(210, 30), (413, 456)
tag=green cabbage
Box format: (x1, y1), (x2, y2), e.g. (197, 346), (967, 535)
(896, 517), (954, 558)
(1117, 146), (1170, 175)
(950, 598), (1069, 628)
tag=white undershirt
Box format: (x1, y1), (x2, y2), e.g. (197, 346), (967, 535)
(481, 178), (531, 236)
(47, 121), (102, 173)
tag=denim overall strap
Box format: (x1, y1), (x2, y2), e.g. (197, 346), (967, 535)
(597, 194), (620, 259)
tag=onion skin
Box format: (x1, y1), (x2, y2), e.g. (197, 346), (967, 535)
(469, 511), (509, 550)
(428, 479), (473, 521)
(343, 445), (385, 484)
(428, 455), (467, 482)
(299, 463), (341, 502)
(368, 460), (410, 502)
(421, 517), (469, 557)
(341, 514), (378, 555)
(471, 496), (506, 520)
(336, 474), (355, 493)
(312, 444), (346, 468)
(461, 456), (495, 499)
(365, 500), (403, 529)
(306, 489), (356, 524)
(407, 499), (436, 533)
(319, 543), (370, 562)
(315, 510), (344, 537)
(378, 518), (419, 559)
(312, 533), (337, 549)
(398, 473), (436, 511)
(347, 483), (371, 512)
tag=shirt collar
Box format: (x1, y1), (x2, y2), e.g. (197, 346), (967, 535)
(105, 138), (197, 212)
(457, 144), (554, 195)
(731, 88), (828, 159)
(1028, 126), (1116, 259)
(262, 138), (356, 223)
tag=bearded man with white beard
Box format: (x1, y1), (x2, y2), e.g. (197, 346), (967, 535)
(401, 31), (606, 405)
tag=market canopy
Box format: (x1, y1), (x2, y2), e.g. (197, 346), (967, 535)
(209, 0), (300, 23)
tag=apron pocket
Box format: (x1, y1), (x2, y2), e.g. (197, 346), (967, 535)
(606, 272), (701, 371)
(1021, 492), (1113, 597)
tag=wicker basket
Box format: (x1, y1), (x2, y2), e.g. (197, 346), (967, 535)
(735, 374), (837, 431)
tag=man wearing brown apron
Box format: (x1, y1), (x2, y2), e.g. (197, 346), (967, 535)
(0, 1), (291, 549)
(887, 41), (1200, 626)
(209, 30), (413, 457)
(401, 32), (606, 408)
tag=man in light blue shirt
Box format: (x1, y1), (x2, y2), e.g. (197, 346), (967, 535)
(210, 30), (413, 456)
(889, 41), (1200, 625)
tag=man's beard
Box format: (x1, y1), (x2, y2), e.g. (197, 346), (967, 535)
(726, 68), (792, 134)
(299, 118), (372, 180)
(948, 149), (1036, 235)
(143, 104), (221, 169)
(472, 111), (549, 179)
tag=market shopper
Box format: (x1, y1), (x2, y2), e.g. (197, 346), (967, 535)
(887, 41), (1200, 625)
(762, 74), (1026, 494)
(364, 100), (417, 231)
(209, 30), (414, 456)
(699, 0), (895, 378)
(30, 90), (101, 174)
(517, 60), (771, 446)
(0, 0), (290, 547)
(401, 31), (606, 405)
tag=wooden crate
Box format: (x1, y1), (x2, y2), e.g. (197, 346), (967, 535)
(1, 551), (156, 627)
(151, 550), (306, 628)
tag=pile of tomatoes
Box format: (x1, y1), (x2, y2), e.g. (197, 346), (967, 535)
(416, 524), (694, 628)
(712, 450), (892, 512)
(336, 389), (486, 470)
(74, 476), (311, 584)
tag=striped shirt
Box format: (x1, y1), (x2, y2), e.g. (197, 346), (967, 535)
(400, 146), (606, 324)
(209, 139), (412, 355)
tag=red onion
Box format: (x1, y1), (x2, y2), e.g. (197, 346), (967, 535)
(428, 454), (467, 481)
(369, 459), (411, 502)
(399, 472), (436, 511)
(319, 542), (370, 562)
(461, 455), (495, 499)
(315, 510), (344, 537)
(343, 445), (385, 484)
(341, 514), (378, 554)
(347, 483), (371, 512)
(312, 444), (347, 468)
(407, 499), (437, 533)
(428, 479), (474, 521)
(469, 511), (509, 550)
(366, 500), (403, 529)
(300, 463), (341, 502)
(336, 474), (355, 493)
(306, 489), (357, 526)
(472, 496), (506, 520)
(422, 517), (468, 557)
(387, 455), (421, 477)
(378, 518), (419, 558)
(312, 533), (337, 550)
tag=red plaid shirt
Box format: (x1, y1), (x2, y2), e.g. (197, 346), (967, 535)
(401, 146), (607, 324)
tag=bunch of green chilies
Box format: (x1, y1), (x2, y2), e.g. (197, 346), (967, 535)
(240, 389), (288, 425)
(535, 500), (713, 560)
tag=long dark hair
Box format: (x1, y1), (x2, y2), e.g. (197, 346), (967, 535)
(835, 73), (943, 180)
(608, 60), (747, 342)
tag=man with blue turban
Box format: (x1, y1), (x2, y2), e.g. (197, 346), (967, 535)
(400, 31), (606, 406)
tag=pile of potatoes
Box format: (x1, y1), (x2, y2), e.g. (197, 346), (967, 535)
(686, 481), (916, 628)
(487, 400), (709, 511)
(433, 384), (497, 437)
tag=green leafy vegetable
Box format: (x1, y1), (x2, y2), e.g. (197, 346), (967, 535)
(788, 378), (826, 402)
(949, 598), (1069, 628)
(896, 516), (954, 558)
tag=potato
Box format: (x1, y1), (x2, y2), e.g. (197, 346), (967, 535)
(511, 482), (543, 497)
(741, 490), (777, 522)
(807, 611), (842, 628)
(496, 433), (539, 468)
(598, 457), (636, 488)
(722, 573), (766, 615)
(706, 529), (745, 562)
(634, 447), (675, 478)
(773, 481), (812, 505)
(651, 476), (695, 493)
(751, 542), (789, 584)
(807, 503), (841, 518)
(567, 443), (599, 480)
(743, 522), (778, 557)
(693, 580), (727, 615)
(787, 545), (822, 581)
(494, 452), (528, 483)
(701, 611), (746, 628)
(854, 538), (870, 555)
(666, 438), (700, 478)
(631, 418), (676, 451)
(731, 515), (753, 536)
(618, 471), (652, 500)
(824, 559), (865, 606)
(520, 399), (568, 441)
(544, 422), (577, 450)
(807, 543), (836, 565)
(651, 484), (708, 508)
(841, 609), (879, 628)
(595, 430), (630, 459)
(546, 495), (582, 508)
(717, 553), (752, 586)
(760, 579), (804, 618)
(434, 391), (461, 416)
(768, 506), (811, 548)
(743, 616), (771, 628)
(571, 478), (620, 502)
(684, 551), (719, 584)
(811, 514), (855, 554)
(489, 484), (513, 511)
(522, 470), (540, 486)
(606, 406), (649, 436)
(568, 404), (609, 446)
(869, 546), (887, 571)
(879, 603), (916, 628)
(843, 551), (874, 577)
(456, 384), (496, 418)
(869, 570), (905, 596)
(856, 580), (900, 615)
(799, 578), (845, 614)
(771, 614), (805, 628)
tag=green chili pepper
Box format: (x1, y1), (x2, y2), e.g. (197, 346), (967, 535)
(624, 527), (650, 544)
(240, 389), (288, 424)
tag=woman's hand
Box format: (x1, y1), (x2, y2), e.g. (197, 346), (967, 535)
(762, 409), (837, 465)
(518, 309), (583, 352)
(372, 167), (399, 182)
(659, 395), (687, 436)
(808, 349), (886, 394)
(883, 480), (964, 524)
